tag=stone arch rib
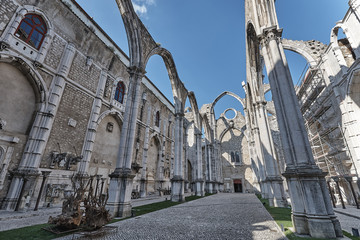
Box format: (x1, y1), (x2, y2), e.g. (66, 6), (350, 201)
(281, 38), (327, 67)
(145, 47), (188, 112)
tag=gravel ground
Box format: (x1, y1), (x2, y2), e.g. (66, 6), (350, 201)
(57, 193), (286, 240)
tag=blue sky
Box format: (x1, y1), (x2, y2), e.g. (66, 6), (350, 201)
(76, 0), (349, 118)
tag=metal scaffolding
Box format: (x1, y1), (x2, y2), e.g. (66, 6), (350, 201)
(295, 66), (352, 177)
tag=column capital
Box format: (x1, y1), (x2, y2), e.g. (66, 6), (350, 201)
(259, 26), (283, 46)
(127, 66), (146, 78)
(174, 112), (185, 118)
(41, 170), (51, 177)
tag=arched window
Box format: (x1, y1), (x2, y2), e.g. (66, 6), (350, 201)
(114, 82), (125, 103)
(155, 111), (160, 127)
(15, 14), (47, 50)
(235, 152), (241, 163)
(230, 152), (235, 163)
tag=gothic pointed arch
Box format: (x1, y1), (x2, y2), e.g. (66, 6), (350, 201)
(0, 54), (48, 104)
(209, 91), (245, 142)
(144, 47), (188, 113)
(96, 110), (124, 131)
(0, 54), (48, 135)
(330, 22), (355, 68)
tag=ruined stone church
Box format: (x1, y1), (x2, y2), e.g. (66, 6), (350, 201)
(1, 0), (360, 238)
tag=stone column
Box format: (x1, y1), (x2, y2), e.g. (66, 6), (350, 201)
(252, 126), (268, 198)
(254, 101), (287, 207)
(260, 26), (342, 238)
(140, 106), (152, 198)
(249, 140), (261, 192)
(243, 97), (262, 192)
(20, 43), (76, 170)
(156, 122), (167, 191)
(205, 142), (214, 193)
(214, 142), (222, 191)
(171, 112), (185, 202)
(170, 127), (175, 179)
(184, 130), (189, 193)
(78, 70), (108, 174)
(2, 43), (76, 210)
(213, 144), (219, 193)
(194, 131), (204, 196)
(107, 66), (145, 218)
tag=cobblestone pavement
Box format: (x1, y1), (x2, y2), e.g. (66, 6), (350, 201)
(334, 205), (360, 235)
(0, 207), (62, 231)
(0, 193), (191, 232)
(131, 192), (191, 207)
(57, 193), (286, 240)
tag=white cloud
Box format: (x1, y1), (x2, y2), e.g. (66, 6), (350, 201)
(132, 0), (155, 16)
(133, 3), (147, 15)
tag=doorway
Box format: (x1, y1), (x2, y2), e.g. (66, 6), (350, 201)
(233, 179), (243, 193)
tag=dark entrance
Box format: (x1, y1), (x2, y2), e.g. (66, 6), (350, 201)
(233, 179), (243, 193)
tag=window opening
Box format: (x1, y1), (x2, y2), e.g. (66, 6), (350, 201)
(114, 82), (125, 103)
(15, 14), (47, 50)
(235, 151), (241, 163)
(230, 152), (235, 163)
(155, 111), (160, 127)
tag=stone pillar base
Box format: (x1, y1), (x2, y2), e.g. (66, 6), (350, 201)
(283, 167), (343, 239)
(267, 176), (288, 208)
(1, 170), (39, 211)
(139, 179), (146, 198)
(213, 182), (219, 193)
(195, 179), (204, 197)
(293, 214), (342, 239)
(184, 180), (189, 193)
(171, 175), (184, 202)
(259, 181), (269, 199)
(106, 168), (135, 218)
(205, 181), (215, 194)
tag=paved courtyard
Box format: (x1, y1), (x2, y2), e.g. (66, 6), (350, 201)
(57, 193), (286, 240)
(334, 205), (360, 236)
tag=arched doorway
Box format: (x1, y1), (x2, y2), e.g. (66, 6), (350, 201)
(187, 160), (193, 191)
(89, 114), (122, 192)
(233, 179), (243, 193)
(0, 62), (38, 202)
(146, 136), (161, 195)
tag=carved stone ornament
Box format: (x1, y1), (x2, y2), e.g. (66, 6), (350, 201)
(50, 152), (82, 170)
(106, 122), (114, 132)
(0, 41), (9, 51)
(104, 78), (112, 98)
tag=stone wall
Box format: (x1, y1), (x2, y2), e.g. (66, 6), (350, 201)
(0, 0), (17, 36)
(68, 52), (101, 93)
(216, 111), (254, 193)
(0, 0), (178, 209)
(43, 84), (93, 170)
(44, 35), (66, 70)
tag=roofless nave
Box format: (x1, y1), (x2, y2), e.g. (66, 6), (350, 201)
(0, 0), (360, 239)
